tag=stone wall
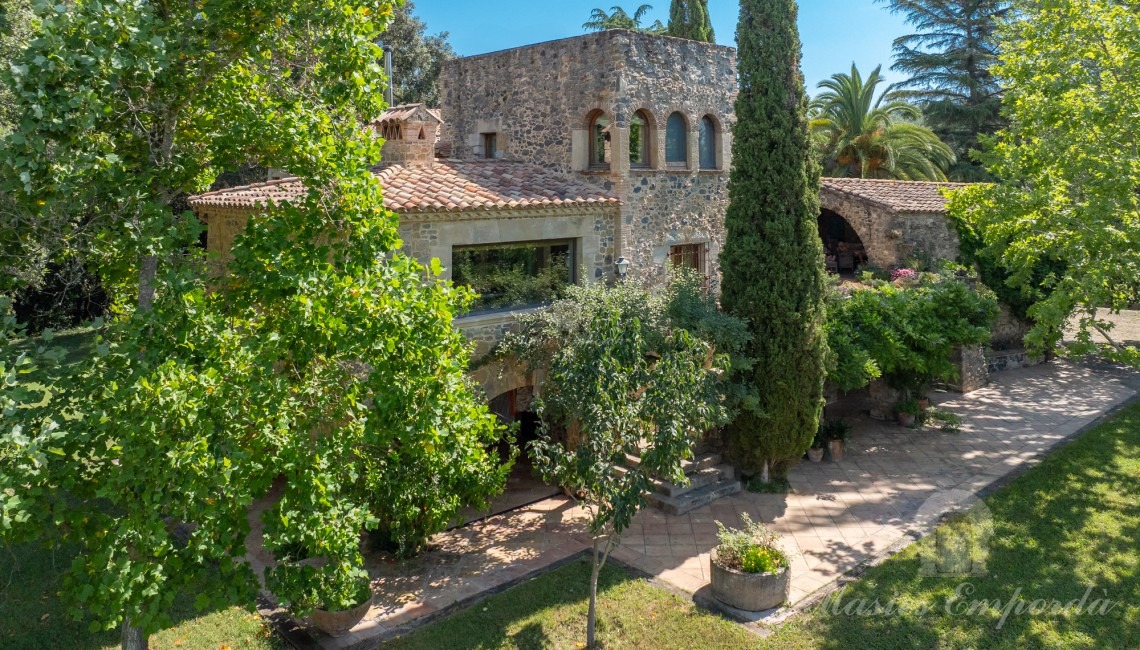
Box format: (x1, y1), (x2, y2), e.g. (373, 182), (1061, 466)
(440, 29), (737, 283)
(819, 189), (961, 270)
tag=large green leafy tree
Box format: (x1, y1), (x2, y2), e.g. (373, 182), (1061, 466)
(948, 0), (1140, 366)
(0, 0), (507, 647)
(380, 0), (455, 107)
(667, 0), (715, 42)
(719, 0), (828, 483)
(583, 4), (667, 33)
(878, 0), (1011, 181)
(810, 63), (955, 181)
(500, 278), (728, 649)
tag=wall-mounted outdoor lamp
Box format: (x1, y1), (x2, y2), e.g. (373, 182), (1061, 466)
(615, 257), (631, 277)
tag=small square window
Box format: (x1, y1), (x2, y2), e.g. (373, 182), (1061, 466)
(482, 133), (498, 159)
(669, 243), (705, 273)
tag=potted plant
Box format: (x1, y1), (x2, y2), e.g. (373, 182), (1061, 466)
(820, 419), (849, 462)
(807, 426), (825, 463)
(897, 398), (921, 427)
(710, 514), (790, 611)
(308, 564), (373, 637)
(271, 560), (374, 638)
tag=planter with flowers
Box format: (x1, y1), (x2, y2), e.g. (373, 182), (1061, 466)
(710, 514), (790, 611)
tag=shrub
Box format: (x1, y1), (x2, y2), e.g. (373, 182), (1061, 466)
(714, 513), (786, 572)
(742, 545), (787, 574)
(826, 276), (998, 393)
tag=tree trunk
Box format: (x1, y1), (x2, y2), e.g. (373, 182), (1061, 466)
(121, 620), (148, 650)
(137, 255), (158, 312)
(587, 538), (601, 649)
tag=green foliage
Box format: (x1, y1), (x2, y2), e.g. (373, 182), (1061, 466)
(583, 4), (666, 33)
(947, 0), (1140, 367)
(826, 277), (999, 393)
(923, 407), (962, 433)
(878, 0), (1011, 181)
(810, 63), (955, 181)
(951, 210), (1065, 323)
(0, 0), (509, 639)
(720, 0), (829, 481)
(897, 397), (922, 417)
(268, 561), (371, 615)
(818, 419), (850, 442)
(380, 0), (455, 107)
(666, 0), (714, 42)
(713, 513), (785, 572)
(452, 245), (572, 313)
(741, 545), (787, 575)
(499, 279), (727, 648)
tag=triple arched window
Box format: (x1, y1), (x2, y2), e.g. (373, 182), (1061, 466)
(583, 109), (720, 171)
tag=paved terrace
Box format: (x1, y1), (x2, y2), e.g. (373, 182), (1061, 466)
(275, 359), (1139, 649)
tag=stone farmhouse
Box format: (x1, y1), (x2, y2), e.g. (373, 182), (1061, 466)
(189, 29), (969, 425)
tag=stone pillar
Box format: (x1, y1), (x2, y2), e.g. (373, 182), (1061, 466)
(950, 345), (989, 393)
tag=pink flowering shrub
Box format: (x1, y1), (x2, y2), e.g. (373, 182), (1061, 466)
(890, 268), (920, 284)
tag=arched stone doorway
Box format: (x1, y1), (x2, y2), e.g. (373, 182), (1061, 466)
(819, 209), (869, 275)
(467, 385), (560, 522)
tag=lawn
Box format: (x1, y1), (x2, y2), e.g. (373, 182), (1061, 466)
(390, 400), (1140, 650)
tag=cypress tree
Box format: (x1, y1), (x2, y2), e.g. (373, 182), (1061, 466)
(667, 0), (716, 43)
(719, 0), (827, 482)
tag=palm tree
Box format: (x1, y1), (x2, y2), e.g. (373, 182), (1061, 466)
(810, 63), (955, 181)
(583, 5), (666, 33)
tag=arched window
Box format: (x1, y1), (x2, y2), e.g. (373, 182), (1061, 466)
(629, 110), (651, 168)
(699, 116), (718, 169)
(589, 111), (611, 168)
(665, 112), (688, 166)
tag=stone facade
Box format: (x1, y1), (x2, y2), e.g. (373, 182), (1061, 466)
(441, 29), (737, 283)
(819, 187), (961, 270)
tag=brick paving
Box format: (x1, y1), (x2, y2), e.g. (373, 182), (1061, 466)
(287, 359), (1137, 647)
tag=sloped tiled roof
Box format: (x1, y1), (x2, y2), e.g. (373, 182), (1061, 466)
(188, 160), (621, 214)
(372, 104), (443, 124)
(820, 177), (969, 214)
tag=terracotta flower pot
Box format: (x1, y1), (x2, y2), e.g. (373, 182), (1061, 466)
(310, 600), (372, 637)
(897, 412), (916, 428)
(827, 439), (845, 462)
(917, 398), (930, 411)
(807, 447), (825, 463)
(710, 550), (791, 612)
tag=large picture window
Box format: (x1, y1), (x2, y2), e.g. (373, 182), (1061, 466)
(452, 240), (576, 313)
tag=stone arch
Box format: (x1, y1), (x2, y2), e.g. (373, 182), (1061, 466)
(819, 188), (892, 270)
(468, 357), (534, 403)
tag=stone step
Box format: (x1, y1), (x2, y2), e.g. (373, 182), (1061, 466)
(651, 464), (735, 498)
(624, 451), (723, 476)
(647, 477), (742, 516)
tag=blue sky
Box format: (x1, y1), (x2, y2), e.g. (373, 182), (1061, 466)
(413, 0), (914, 95)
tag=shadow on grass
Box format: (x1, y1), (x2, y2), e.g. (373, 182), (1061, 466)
(778, 402), (1140, 650)
(0, 538), (277, 650)
(385, 556), (761, 650)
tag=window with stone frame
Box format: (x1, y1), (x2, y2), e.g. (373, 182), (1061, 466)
(665, 112), (688, 167)
(669, 243), (706, 275)
(699, 116), (718, 169)
(589, 112), (612, 168)
(629, 110), (651, 168)
(482, 132), (498, 159)
(452, 240), (576, 313)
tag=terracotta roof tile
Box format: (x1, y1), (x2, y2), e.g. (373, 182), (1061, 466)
(188, 160), (621, 214)
(820, 177), (969, 214)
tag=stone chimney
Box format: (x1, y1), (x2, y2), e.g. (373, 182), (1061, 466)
(373, 104), (442, 167)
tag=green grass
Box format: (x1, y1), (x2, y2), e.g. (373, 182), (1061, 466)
(385, 559), (766, 650)
(390, 401), (1140, 650)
